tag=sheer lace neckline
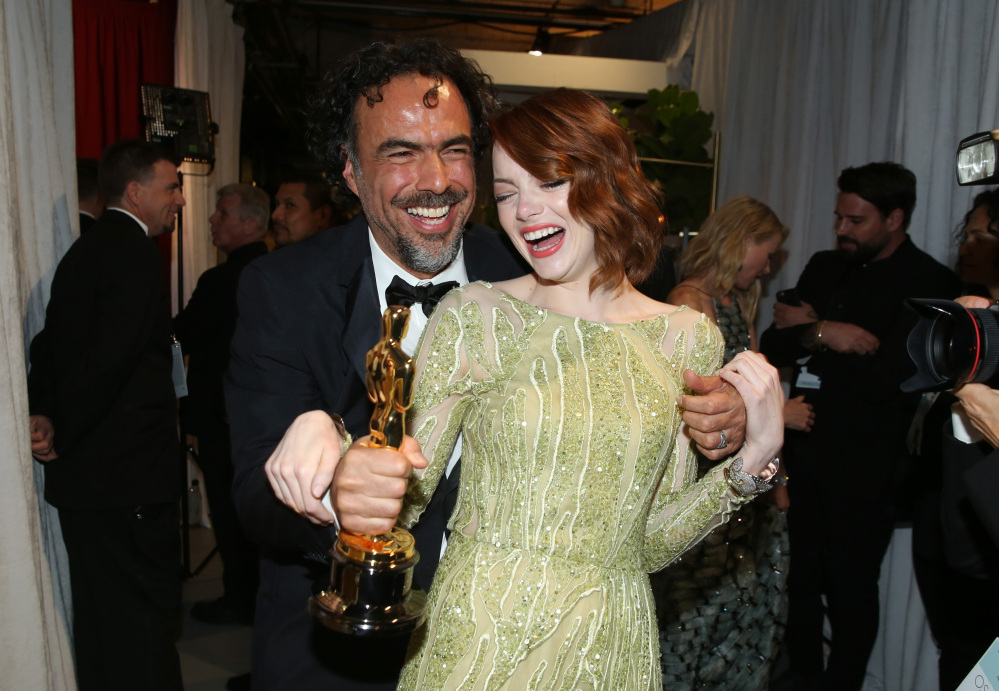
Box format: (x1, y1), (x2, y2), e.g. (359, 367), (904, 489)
(479, 281), (682, 328)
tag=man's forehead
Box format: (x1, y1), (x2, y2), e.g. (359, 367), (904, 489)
(276, 183), (306, 200)
(355, 74), (471, 137)
(836, 192), (876, 214)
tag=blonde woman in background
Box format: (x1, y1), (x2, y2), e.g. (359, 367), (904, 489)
(669, 196), (813, 436)
(654, 196), (807, 689)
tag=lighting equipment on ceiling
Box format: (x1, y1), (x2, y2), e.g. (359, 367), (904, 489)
(528, 27), (552, 56)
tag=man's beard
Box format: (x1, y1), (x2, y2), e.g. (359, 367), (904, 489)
(393, 224), (463, 274)
(391, 188), (468, 274)
(837, 236), (886, 264)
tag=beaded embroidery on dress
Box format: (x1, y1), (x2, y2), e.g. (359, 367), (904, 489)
(711, 297), (751, 363)
(396, 281), (750, 690)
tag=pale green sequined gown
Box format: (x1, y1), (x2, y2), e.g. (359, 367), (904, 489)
(397, 282), (751, 690)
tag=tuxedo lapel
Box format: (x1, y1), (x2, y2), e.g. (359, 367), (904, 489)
(463, 232), (492, 282)
(341, 231), (381, 386)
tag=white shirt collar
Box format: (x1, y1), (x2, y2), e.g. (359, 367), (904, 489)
(107, 207), (150, 236)
(368, 227), (468, 354)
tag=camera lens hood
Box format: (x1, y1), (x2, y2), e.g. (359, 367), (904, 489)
(902, 298), (999, 392)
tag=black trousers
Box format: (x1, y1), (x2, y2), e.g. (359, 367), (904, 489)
(784, 442), (898, 691)
(195, 423), (258, 609)
(59, 504), (183, 691)
(252, 556), (408, 691)
(913, 552), (999, 691)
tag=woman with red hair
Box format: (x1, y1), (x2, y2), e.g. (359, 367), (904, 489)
(390, 88), (786, 689)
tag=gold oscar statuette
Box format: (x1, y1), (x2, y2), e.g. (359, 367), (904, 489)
(309, 306), (428, 636)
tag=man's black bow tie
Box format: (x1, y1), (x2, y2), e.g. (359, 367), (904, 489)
(385, 275), (459, 316)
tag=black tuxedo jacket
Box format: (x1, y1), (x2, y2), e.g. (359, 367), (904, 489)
(79, 212), (96, 235)
(174, 240), (268, 434)
(28, 209), (180, 509)
(227, 215), (528, 562)
(225, 215), (527, 690)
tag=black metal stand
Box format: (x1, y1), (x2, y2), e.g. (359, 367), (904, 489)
(172, 166), (221, 580)
(140, 84), (219, 581)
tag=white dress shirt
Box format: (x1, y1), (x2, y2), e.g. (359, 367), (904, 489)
(367, 229), (468, 557)
(368, 230), (468, 354)
(107, 207), (150, 236)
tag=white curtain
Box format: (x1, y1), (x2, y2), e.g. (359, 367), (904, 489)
(693, 0), (999, 301)
(691, 1), (999, 689)
(173, 0), (245, 312)
(869, 527), (940, 691)
(0, 0), (78, 688)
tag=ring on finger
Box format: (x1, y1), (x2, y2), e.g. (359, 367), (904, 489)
(715, 430), (729, 450)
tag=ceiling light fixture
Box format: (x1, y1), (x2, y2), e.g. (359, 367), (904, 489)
(528, 27), (551, 56)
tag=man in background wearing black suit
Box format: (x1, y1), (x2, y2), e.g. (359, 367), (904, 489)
(28, 139), (186, 691)
(76, 157), (103, 234)
(174, 183), (270, 627)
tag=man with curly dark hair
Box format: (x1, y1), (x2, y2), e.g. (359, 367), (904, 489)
(226, 38), (748, 691)
(306, 40), (498, 192)
(224, 39), (527, 691)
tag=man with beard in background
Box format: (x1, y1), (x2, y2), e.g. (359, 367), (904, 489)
(760, 162), (961, 690)
(270, 175), (333, 247)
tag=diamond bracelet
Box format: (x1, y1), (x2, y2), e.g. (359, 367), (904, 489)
(725, 456), (780, 497)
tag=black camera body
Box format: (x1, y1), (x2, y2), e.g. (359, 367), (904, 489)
(901, 130), (999, 393)
(902, 298), (999, 392)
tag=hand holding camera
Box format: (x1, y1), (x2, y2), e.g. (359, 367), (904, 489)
(945, 296), (999, 448)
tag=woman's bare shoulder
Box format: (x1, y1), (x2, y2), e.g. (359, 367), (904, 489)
(666, 284), (713, 315)
(489, 274), (536, 301)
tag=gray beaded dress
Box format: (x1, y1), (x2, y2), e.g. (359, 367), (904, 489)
(653, 293), (789, 690)
(396, 282), (752, 690)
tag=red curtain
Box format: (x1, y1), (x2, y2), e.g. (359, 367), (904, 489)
(74, 0), (178, 157)
(73, 0), (179, 273)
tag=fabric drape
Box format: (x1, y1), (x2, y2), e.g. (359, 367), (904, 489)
(0, 0), (78, 688)
(73, 0), (178, 158)
(73, 0), (179, 281)
(173, 0), (246, 311)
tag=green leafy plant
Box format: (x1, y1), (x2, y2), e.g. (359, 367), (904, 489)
(612, 85), (715, 235)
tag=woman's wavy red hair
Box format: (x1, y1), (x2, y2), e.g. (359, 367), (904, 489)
(490, 89), (664, 293)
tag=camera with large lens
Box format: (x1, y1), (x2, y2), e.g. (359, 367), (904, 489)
(902, 298), (999, 392)
(901, 130), (999, 393)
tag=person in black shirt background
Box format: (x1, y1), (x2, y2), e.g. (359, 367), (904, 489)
(761, 162), (960, 691)
(174, 183), (270, 625)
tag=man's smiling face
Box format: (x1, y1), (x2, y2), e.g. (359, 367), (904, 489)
(342, 73), (475, 279)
